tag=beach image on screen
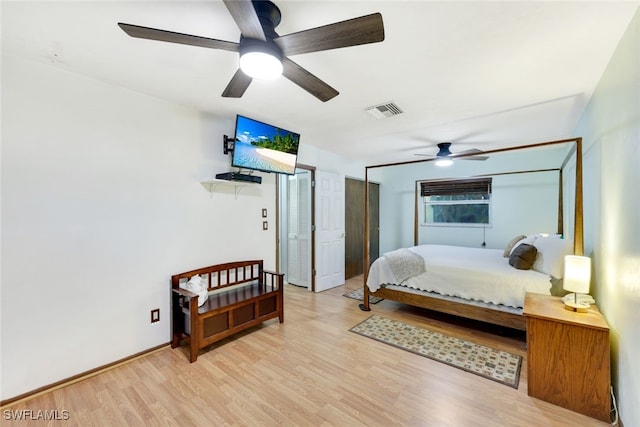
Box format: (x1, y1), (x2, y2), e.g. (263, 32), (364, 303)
(232, 116), (299, 174)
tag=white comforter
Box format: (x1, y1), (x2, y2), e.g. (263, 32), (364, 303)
(366, 244), (552, 308)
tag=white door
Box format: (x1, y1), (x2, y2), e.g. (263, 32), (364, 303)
(286, 171), (312, 289)
(315, 170), (345, 292)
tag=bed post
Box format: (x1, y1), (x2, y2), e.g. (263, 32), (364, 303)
(574, 138), (584, 255)
(360, 166), (372, 311)
(360, 286), (372, 311)
(557, 169), (564, 236)
(414, 180), (419, 246)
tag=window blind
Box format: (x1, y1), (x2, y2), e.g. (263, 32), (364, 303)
(420, 178), (492, 197)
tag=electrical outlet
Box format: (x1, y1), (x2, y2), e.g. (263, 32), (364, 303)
(151, 309), (160, 323)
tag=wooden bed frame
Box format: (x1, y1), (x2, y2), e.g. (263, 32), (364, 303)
(360, 137), (584, 331)
(363, 286), (528, 330)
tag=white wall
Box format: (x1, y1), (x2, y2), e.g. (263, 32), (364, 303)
(297, 142), (365, 179)
(0, 51), (368, 401)
(572, 7), (640, 426)
(0, 56), (278, 400)
(371, 146), (567, 255)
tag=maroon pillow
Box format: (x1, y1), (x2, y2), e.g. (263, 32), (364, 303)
(509, 243), (538, 270)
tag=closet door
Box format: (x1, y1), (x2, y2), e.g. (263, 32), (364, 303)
(286, 175), (300, 285)
(286, 171), (311, 288)
(345, 178), (380, 279)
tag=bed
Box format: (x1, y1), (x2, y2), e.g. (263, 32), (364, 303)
(360, 138), (585, 331)
(362, 238), (572, 330)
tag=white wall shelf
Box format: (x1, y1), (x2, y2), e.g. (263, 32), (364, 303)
(201, 179), (250, 198)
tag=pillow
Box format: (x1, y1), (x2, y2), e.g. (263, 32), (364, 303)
(509, 243), (538, 270)
(532, 237), (574, 278)
(509, 235), (537, 256)
(535, 233), (562, 239)
(504, 234), (527, 257)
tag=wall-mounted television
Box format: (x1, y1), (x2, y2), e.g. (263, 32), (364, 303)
(231, 115), (300, 175)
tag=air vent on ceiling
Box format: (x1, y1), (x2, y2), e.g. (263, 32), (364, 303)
(365, 102), (404, 119)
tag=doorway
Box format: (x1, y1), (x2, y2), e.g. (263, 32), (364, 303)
(278, 166), (314, 290)
(345, 178), (380, 279)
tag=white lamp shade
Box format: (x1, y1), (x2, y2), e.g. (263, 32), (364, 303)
(563, 255), (591, 294)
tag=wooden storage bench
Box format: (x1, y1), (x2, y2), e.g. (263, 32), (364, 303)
(171, 260), (284, 362)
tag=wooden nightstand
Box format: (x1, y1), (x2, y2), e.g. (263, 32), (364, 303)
(523, 292), (611, 422)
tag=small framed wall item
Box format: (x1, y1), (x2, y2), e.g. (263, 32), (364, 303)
(263, 221), (268, 230)
(262, 208), (267, 218)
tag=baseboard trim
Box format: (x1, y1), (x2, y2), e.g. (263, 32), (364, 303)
(0, 342), (170, 408)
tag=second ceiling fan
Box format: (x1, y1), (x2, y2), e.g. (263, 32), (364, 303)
(118, 0), (385, 102)
(415, 142), (489, 165)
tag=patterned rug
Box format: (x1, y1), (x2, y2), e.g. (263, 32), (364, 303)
(343, 288), (384, 304)
(350, 315), (522, 388)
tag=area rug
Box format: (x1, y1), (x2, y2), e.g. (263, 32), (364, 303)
(349, 315), (522, 388)
(343, 288), (383, 304)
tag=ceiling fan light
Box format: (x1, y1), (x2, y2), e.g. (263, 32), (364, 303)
(435, 158), (453, 167)
(238, 37), (283, 80)
(240, 51), (283, 79)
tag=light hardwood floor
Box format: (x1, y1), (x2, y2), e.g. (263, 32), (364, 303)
(3, 277), (612, 426)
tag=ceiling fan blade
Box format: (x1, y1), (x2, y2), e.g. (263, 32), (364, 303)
(459, 156), (489, 161)
(415, 153), (488, 161)
(415, 149), (489, 160)
(223, 0), (266, 41)
(454, 148), (483, 155)
(222, 69), (253, 98)
(118, 23), (239, 52)
(282, 58), (339, 102)
(274, 13), (384, 56)
(451, 149), (489, 161)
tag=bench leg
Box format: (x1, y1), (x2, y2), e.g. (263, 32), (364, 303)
(278, 287), (284, 323)
(171, 333), (182, 349)
(188, 298), (199, 362)
(189, 343), (198, 363)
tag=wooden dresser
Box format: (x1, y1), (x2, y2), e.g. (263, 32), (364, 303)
(523, 292), (611, 422)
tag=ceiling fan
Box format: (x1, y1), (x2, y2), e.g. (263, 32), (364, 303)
(118, 0), (385, 102)
(415, 142), (489, 166)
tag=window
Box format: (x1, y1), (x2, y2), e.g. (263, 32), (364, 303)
(420, 178), (492, 226)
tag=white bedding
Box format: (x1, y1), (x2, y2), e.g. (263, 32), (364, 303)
(366, 244), (552, 308)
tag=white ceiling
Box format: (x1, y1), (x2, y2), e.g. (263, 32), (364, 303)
(3, 1), (638, 165)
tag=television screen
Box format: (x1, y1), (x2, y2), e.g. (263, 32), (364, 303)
(231, 115), (300, 175)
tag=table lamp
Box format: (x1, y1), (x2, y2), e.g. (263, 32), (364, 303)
(563, 255), (592, 312)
